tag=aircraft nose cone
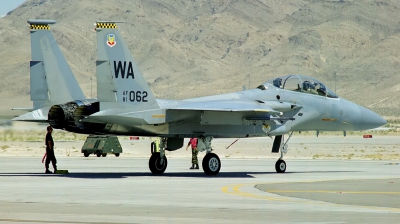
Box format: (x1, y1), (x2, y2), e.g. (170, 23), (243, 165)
(355, 106), (387, 130)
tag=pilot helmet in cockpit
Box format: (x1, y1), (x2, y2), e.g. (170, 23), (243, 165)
(273, 78), (282, 88)
(302, 81), (312, 90)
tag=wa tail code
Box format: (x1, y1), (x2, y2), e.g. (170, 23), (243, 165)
(113, 61), (135, 79)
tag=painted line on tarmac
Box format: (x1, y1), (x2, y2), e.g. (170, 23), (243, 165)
(222, 182), (400, 213)
(0, 218), (108, 223)
(221, 183), (289, 201)
(267, 190), (400, 195)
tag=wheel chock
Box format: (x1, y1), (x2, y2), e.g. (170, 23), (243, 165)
(55, 170), (69, 174)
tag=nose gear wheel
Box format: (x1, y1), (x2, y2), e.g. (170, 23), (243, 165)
(275, 159), (286, 173)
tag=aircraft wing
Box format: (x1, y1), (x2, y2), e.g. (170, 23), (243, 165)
(172, 99), (285, 115)
(83, 99), (300, 125)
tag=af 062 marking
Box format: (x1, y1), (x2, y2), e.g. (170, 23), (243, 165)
(122, 90), (148, 102)
(113, 61), (135, 79)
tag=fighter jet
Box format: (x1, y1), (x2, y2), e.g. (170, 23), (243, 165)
(14, 21), (387, 176)
(78, 21), (385, 175)
(14, 20), (101, 133)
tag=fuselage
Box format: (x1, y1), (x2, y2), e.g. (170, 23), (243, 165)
(89, 81), (386, 138)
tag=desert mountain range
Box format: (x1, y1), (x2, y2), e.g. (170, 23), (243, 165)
(0, 0), (399, 119)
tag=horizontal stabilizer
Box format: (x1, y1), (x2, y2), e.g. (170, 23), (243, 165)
(12, 108), (49, 122)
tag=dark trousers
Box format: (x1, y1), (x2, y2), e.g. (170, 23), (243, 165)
(45, 149), (57, 170)
(191, 147), (198, 165)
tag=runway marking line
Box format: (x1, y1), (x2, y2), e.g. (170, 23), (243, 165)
(267, 190), (400, 195)
(221, 181), (400, 213)
(221, 183), (289, 202)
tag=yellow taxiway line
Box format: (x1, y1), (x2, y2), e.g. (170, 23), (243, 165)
(267, 190), (400, 195)
(221, 183), (289, 202)
(222, 182), (400, 213)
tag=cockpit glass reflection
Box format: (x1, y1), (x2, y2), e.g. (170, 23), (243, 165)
(266, 75), (338, 98)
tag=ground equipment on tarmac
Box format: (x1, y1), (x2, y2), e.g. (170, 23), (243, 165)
(81, 135), (122, 157)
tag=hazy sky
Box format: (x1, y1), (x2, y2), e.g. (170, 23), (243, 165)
(0, 0), (26, 17)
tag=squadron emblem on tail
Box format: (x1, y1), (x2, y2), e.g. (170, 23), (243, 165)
(106, 33), (116, 47)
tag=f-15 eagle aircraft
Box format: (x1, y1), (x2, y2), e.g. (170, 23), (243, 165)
(14, 21), (386, 176)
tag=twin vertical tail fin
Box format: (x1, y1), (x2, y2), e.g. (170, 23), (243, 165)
(28, 19), (85, 110)
(95, 21), (159, 111)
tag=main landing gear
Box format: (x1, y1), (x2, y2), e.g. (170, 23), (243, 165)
(199, 136), (221, 175)
(148, 138), (168, 174)
(273, 132), (293, 173)
(149, 152), (167, 174)
(148, 136), (221, 175)
(202, 153), (221, 175)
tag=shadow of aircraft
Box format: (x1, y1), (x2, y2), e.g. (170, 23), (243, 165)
(0, 170), (360, 179)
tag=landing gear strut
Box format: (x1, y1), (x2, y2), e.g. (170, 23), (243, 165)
(274, 131), (293, 173)
(148, 137), (168, 174)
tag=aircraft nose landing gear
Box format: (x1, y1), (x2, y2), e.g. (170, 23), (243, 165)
(273, 132), (293, 173)
(275, 159), (286, 173)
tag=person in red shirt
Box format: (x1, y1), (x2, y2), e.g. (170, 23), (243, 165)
(186, 138), (199, 169)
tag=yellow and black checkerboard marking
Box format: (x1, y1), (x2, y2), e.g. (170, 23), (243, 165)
(96, 23), (117, 29)
(30, 24), (50, 30)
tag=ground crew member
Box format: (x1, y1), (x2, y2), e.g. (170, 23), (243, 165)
(44, 126), (57, 174)
(186, 138), (199, 169)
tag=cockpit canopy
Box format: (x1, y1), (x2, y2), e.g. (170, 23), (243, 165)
(261, 75), (338, 98)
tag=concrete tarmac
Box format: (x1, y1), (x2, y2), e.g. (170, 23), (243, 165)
(0, 157), (399, 223)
